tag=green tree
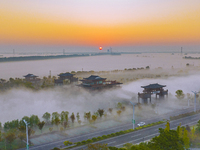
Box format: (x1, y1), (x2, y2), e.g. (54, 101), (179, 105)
(85, 143), (109, 150)
(70, 113), (75, 123)
(175, 90), (185, 100)
(130, 142), (151, 150)
(195, 120), (200, 134)
(76, 112), (80, 122)
(37, 121), (45, 133)
(18, 132), (26, 146)
(30, 115), (40, 127)
(149, 128), (184, 150)
(42, 112), (51, 123)
(183, 128), (190, 149)
(117, 110), (122, 116)
(98, 109), (104, 118)
(85, 112), (91, 121)
(190, 126), (196, 142)
(165, 121), (170, 132)
(4, 130), (16, 145)
(92, 115), (97, 123)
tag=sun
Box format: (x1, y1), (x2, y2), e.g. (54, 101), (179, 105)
(99, 46), (102, 50)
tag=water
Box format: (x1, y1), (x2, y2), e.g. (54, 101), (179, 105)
(0, 53), (200, 79)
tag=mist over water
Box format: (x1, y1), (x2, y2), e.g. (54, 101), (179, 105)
(1, 72), (200, 124)
(1, 53), (200, 79)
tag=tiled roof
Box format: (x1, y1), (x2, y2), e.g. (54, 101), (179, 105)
(58, 73), (74, 77)
(83, 75), (106, 80)
(141, 83), (166, 89)
(23, 74), (38, 77)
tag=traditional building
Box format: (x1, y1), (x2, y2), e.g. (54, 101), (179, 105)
(23, 74), (41, 84)
(79, 75), (122, 90)
(54, 73), (78, 85)
(138, 83), (168, 103)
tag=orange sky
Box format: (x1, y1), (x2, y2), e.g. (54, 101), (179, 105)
(0, 1), (200, 46)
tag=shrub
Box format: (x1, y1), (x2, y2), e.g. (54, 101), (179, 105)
(86, 139), (92, 143)
(119, 131), (125, 134)
(102, 135), (107, 139)
(111, 133), (115, 137)
(129, 129), (133, 132)
(92, 137), (97, 141)
(76, 142), (81, 145)
(52, 147), (60, 150)
(107, 134), (111, 137)
(81, 140), (86, 144)
(97, 136), (103, 140)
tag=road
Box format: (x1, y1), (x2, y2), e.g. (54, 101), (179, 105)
(20, 106), (200, 150)
(70, 112), (200, 150)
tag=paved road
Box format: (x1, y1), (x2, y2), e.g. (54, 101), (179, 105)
(70, 112), (200, 150)
(20, 106), (200, 150)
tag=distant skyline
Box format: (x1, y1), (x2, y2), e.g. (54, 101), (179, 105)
(0, 0), (200, 48)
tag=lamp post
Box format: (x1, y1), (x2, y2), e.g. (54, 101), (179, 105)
(192, 91), (197, 112)
(130, 101), (136, 129)
(23, 120), (29, 150)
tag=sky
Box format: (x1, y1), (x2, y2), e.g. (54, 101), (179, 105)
(0, 0), (200, 49)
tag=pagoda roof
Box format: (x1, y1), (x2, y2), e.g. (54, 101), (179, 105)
(23, 74), (38, 77)
(83, 75), (106, 80)
(58, 73), (74, 77)
(141, 83), (166, 89)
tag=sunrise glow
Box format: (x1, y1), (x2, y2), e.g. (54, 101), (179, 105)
(0, 0), (200, 46)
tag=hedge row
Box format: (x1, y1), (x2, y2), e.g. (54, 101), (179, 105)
(170, 110), (200, 120)
(64, 120), (165, 149)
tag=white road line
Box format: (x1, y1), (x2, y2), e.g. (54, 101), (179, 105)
(131, 133), (141, 137)
(115, 120), (199, 148)
(108, 141), (116, 145)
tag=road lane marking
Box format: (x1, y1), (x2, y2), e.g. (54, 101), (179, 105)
(131, 133), (141, 137)
(108, 141), (116, 144)
(115, 120), (199, 148)
(30, 113), (200, 149)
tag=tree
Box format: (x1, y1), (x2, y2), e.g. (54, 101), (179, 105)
(190, 126), (196, 142)
(30, 115), (40, 127)
(130, 142), (151, 150)
(165, 121), (170, 132)
(28, 127), (35, 137)
(76, 112), (80, 122)
(117, 110), (122, 116)
(42, 112), (51, 123)
(49, 127), (53, 132)
(37, 121), (45, 133)
(92, 115), (97, 123)
(54, 117), (60, 130)
(108, 108), (113, 114)
(18, 125), (26, 133)
(175, 90), (185, 100)
(85, 112), (91, 121)
(195, 120), (200, 134)
(98, 109), (104, 118)
(70, 113), (75, 123)
(18, 132), (26, 146)
(85, 143), (109, 150)
(149, 128), (184, 150)
(183, 128), (190, 149)
(4, 130), (16, 145)
(0, 130), (2, 142)
(61, 111), (69, 125)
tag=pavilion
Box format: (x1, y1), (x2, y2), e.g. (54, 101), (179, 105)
(54, 73), (78, 85)
(79, 75), (122, 90)
(23, 74), (41, 84)
(138, 83), (168, 103)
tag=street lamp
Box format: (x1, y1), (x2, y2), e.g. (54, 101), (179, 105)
(130, 101), (137, 129)
(192, 91), (197, 112)
(23, 119), (29, 150)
